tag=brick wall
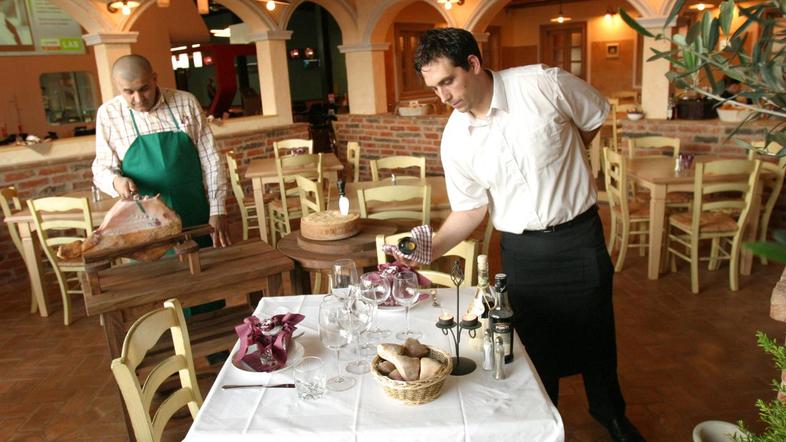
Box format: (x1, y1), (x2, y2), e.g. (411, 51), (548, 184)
(332, 113), (448, 181)
(0, 123), (309, 286)
(620, 117), (786, 229)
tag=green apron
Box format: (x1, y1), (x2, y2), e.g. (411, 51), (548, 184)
(123, 100), (221, 317)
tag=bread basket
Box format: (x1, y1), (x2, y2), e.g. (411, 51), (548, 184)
(370, 346), (452, 405)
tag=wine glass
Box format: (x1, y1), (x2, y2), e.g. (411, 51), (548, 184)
(393, 271), (422, 340)
(340, 293), (375, 374)
(318, 295), (355, 391)
(331, 259), (358, 300)
(359, 272), (391, 340)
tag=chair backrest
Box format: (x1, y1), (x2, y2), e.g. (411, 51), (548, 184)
(692, 159), (762, 233)
(628, 136), (681, 158)
(605, 97), (620, 151)
(376, 232), (477, 288)
(0, 186), (23, 255)
(357, 184), (431, 224)
(369, 156), (426, 182)
(111, 298), (202, 442)
(611, 90), (639, 105)
(27, 196), (93, 265)
(748, 141), (786, 224)
(273, 138), (314, 159)
(296, 174), (325, 216)
(346, 141), (361, 183)
(225, 150), (246, 205)
(275, 152), (323, 198)
(603, 147), (631, 220)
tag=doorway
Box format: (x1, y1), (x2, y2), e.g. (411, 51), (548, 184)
(540, 22), (587, 79)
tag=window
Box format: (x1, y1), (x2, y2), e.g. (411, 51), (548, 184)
(40, 72), (97, 124)
(540, 22), (587, 79)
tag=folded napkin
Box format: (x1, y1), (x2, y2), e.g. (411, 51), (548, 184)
(233, 313), (305, 372)
(381, 225), (433, 264)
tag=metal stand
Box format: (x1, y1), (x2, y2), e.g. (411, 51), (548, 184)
(435, 260), (480, 376)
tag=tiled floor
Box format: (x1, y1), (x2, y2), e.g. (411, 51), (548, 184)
(0, 205), (784, 441)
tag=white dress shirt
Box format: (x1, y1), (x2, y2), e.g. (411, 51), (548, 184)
(91, 88), (226, 215)
(440, 65), (609, 233)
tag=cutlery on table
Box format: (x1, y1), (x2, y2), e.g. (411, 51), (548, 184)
(222, 383), (295, 390)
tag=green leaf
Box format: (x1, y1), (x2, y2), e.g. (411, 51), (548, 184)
(744, 242), (786, 263)
(701, 11), (714, 47)
(619, 9), (654, 37)
(665, 0), (687, 30)
(687, 22), (701, 44)
(707, 18), (720, 50)
(673, 33), (687, 46)
(719, 0), (735, 35)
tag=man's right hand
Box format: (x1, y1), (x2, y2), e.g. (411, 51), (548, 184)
(113, 176), (138, 198)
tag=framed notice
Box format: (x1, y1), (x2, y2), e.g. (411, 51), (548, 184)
(605, 42), (620, 59)
(0, 0), (84, 55)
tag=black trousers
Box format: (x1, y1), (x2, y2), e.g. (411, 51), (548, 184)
(500, 208), (626, 423)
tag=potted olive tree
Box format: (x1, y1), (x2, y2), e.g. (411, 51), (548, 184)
(621, 1), (785, 439)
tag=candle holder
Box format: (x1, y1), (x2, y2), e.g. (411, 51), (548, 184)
(434, 260), (480, 376)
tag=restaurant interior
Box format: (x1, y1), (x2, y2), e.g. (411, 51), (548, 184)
(0, 0), (785, 441)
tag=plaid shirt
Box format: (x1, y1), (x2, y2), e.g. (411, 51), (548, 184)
(91, 88), (226, 215)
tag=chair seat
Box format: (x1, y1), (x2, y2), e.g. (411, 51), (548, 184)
(269, 196), (301, 211)
(666, 191), (693, 203)
(670, 211), (738, 233)
(611, 198), (650, 218)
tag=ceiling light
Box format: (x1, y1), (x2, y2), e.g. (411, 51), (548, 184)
(437, 0), (464, 10)
(260, 0), (291, 11)
(688, 2), (715, 10)
(210, 28), (231, 38)
(550, 1), (572, 23)
(107, 1), (140, 15)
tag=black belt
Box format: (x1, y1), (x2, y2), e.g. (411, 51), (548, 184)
(520, 205), (598, 234)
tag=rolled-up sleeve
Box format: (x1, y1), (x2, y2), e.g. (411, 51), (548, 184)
(190, 95), (226, 216)
(91, 105), (121, 197)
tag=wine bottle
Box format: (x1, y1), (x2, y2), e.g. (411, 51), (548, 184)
(489, 273), (514, 363)
(397, 236), (417, 254)
(468, 255), (494, 350)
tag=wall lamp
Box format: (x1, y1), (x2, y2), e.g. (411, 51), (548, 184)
(437, 0), (464, 11)
(107, 0), (140, 16)
(262, 0), (291, 11)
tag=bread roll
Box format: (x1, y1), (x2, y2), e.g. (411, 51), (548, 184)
(419, 357), (443, 380)
(403, 338), (430, 358)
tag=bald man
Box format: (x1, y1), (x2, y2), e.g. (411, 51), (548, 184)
(92, 54), (230, 248)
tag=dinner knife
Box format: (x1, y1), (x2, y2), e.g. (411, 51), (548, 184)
(222, 383), (295, 390)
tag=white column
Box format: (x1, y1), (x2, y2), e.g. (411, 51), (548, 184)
(249, 30), (293, 123)
(337, 43), (390, 115)
(83, 32), (139, 102)
(638, 17), (673, 119)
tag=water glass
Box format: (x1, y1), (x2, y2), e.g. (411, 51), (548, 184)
(393, 271), (422, 340)
(340, 294), (376, 374)
(318, 295), (356, 391)
(359, 271), (391, 340)
(294, 356), (326, 400)
(331, 259), (358, 300)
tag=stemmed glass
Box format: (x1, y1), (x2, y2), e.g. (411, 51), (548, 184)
(331, 259), (358, 300)
(393, 271), (422, 340)
(340, 293), (375, 374)
(359, 272), (391, 340)
(318, 295), (355, 391)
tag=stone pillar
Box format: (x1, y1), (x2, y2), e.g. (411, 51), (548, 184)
(83, 32), (139, 102)
(638, 17), (672, 119)
(249, 30), (293, 123)
(337, 43), (390, 115)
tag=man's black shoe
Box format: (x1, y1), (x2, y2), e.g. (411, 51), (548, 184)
(601, 416), (646, 442)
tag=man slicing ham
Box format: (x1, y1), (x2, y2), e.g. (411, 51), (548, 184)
(91, 54), (230, 248)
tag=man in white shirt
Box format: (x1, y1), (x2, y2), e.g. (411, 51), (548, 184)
(413, 28), (644, 442)
(92, 55), (229, 248)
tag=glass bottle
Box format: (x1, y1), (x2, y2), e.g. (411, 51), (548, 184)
(489, 273), (514, 364)
(468, 255), (495, 350)
(667, 96), (676, 120)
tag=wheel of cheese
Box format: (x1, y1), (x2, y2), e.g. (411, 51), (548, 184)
(300, 210), (360, 241)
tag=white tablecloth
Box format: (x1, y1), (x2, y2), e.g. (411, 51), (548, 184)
(185, 288), (564, 442)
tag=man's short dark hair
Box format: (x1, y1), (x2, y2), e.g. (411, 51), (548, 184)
(413, 27), (482, 73)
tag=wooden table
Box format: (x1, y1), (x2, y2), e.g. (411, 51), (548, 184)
(3, 192), (118, 317)
(245, 153), (343, 243)
(627, 156), (765, 279)
(277, 219), (399, 294)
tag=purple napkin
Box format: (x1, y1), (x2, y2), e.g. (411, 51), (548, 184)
(233, 313), (305, 372)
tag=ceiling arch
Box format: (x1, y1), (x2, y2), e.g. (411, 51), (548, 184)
(363, 0), (455, 44)
(280, 0), (359, 41)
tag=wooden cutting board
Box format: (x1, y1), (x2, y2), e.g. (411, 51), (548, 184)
(296, 219), (398, 255)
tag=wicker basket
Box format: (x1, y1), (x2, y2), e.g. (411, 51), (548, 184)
(370, 347), (452, 405)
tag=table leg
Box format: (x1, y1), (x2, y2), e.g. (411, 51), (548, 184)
(252, 177), (269, 243)
(647, 187), (667, 280)
(740, 186), (763, 276)
(265, 272), (284, 297)
(291, 265), (310, 295)
(19, 222), (50, 317)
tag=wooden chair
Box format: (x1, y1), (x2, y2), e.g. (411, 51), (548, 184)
(346, 141), (361, 183)
(666, 159), (762, 293)
(111, 298), (203, 442)
(369, 156), (426, 182)
(268, 153), (323, 247)
(226, 151), (262, 241)
(273, 138), (314, 159)
(357, 184), (431, 225)
(295, 175), (325, 217)
(748, 141), (786, 265)
(376, 232), (477, 288)
(611, 90), (639, 105)
(628, 136), (680, 158)
(1, 187), (35, 312)
(27, 196), (93, 325)
(604, 148), (650, 272)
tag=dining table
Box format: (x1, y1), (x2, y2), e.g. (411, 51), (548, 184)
(184, 287), (565, 442)
(626, 156), (766, 280)
(245, 153), (344, 243)
(3, 191), (117, 317)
